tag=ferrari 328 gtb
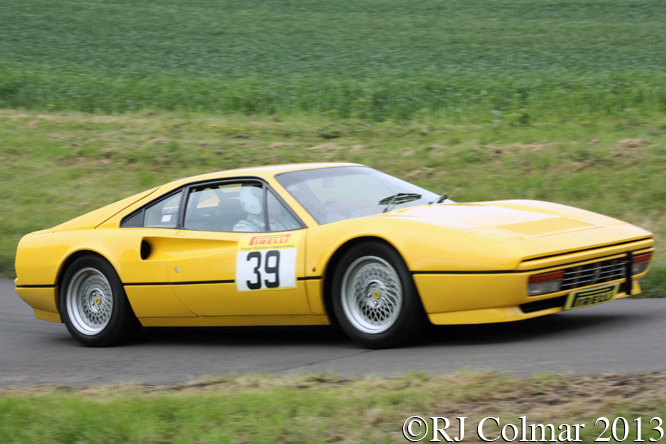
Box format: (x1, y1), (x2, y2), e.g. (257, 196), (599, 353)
(15, 163), (654, 348)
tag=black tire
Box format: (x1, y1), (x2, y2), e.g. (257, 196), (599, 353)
(59, 255), (141, 347)
(331, 242), (427, 349)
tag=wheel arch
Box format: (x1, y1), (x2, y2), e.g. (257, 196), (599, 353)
(321, 236), (416, 325)
(55, 249), (120, 311)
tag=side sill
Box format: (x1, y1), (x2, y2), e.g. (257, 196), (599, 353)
(138, 314), (331, 327)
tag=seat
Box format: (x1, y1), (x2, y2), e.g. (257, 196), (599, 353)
(217, 195), (247, 232)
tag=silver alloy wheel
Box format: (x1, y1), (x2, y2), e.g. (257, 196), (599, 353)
(65, 267), (114, 335)
(340, 256), (403, 334)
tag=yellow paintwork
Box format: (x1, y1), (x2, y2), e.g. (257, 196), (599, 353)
(139, 314), (330, 327)
(417, 272), (644, 324)
(124, 285), (196, 318)
(33, 309), (62, 323)
(14, 163), (655, 328)
(16, 287), (59, 313)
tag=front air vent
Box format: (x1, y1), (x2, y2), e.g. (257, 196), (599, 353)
(121, 209), (144, 228)
(560, 257), (627, 291)
(520, 296), (567, 313)
(498, 217), (594, 236)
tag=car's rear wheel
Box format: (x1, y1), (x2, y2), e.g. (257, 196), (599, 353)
(60, 255), (140, 347)
(332, 242), (426, 349)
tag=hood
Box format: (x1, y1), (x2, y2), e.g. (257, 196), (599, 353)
(390, 201), (600, 234)
(386, 199), (652, 261)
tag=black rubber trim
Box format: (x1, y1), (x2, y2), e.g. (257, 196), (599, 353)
(124, 277), (320, 286)
(123, 282), (171, 286)
(124, 280), (235, 286)
(520, 237), (653, 263)
(15, 284), (55, 289)
(412, 270), (517, 275)
(520, 296), (568, 314)
(520, 280), (630, 314)
(412, 247), (651, 276)
(623, 251), (633, 295)
(173, 280), (235, 286)
(125, 277), (321, 286)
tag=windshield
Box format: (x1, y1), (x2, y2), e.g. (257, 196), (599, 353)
(275, 166), (440, 224)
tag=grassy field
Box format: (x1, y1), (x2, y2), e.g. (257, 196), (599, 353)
(1, 0), (666, 120)
(1, 372), (665, 443)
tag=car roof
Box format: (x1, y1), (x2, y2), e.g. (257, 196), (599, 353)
(163, 162), (363, 188)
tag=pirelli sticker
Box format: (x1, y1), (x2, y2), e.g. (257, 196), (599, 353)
(563, 283), (619, 310)
(236, 233), (301, 291)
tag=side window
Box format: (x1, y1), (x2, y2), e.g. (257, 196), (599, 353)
(143, 192), (182, 228)
(181, 181), (303, 233)
(232, 183), (267, 232)
(183, 185), (223, 231)
(183, 182), (261, 232)
(266, 190), (301, 232)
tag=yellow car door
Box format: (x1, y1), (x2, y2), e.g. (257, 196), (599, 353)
(165, 180), (311, 316)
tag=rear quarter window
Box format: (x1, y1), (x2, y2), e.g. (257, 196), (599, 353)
(143, 192), (182, 228)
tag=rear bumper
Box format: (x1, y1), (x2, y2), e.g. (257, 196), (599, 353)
(15, 286), (62, 323)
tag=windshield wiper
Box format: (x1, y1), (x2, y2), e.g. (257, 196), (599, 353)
(429, 192), (448, 205)
(379, 193), (422, 213)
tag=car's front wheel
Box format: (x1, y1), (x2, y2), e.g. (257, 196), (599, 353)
(331, 242), (426, 349)
(60, 255), (140, 347)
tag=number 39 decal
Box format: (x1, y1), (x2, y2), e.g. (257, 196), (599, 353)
(236, 249), (297, 291)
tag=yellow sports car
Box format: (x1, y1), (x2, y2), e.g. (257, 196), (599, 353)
(15, 163), (654, 348)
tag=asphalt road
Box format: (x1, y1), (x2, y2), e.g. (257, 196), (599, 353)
(2, 277), (665, 387)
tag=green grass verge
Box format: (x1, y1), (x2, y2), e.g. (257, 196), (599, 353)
(1, 372), (665, 443)
(1, 110), (664, 296)
(2, 0), (666, 120)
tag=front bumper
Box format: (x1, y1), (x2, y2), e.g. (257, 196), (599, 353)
(416, 275), (639, 325)
(414, 244), (653, 325)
